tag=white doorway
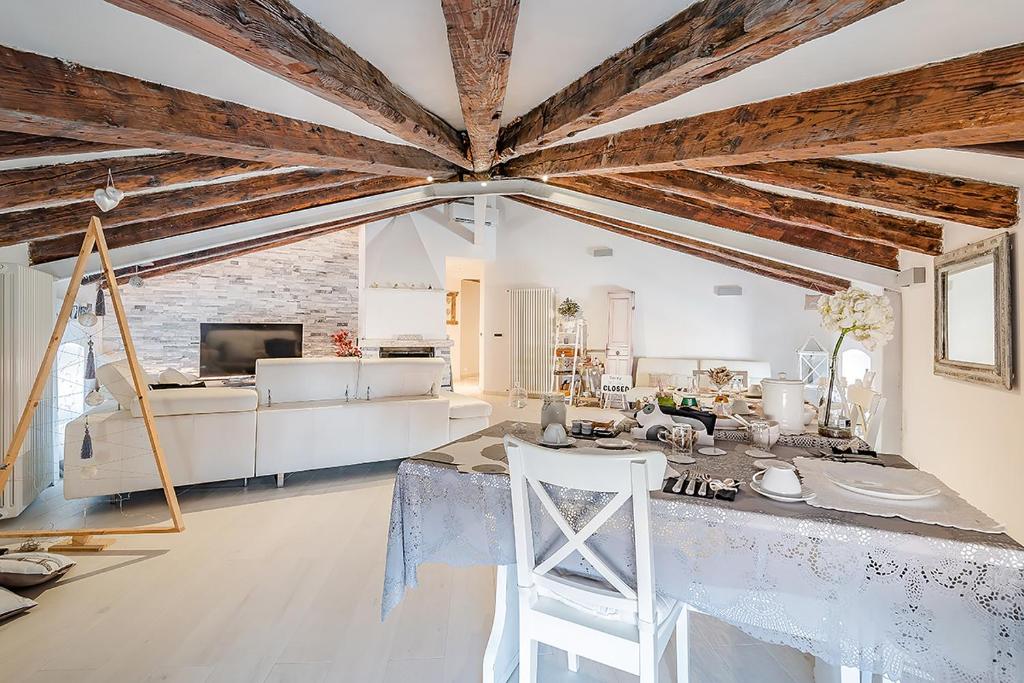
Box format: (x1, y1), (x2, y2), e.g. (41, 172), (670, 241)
(459, 279), (481, 385)
(445, 257), (485, 394)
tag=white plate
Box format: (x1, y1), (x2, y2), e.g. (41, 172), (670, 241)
(538, 437), (577, 449)
(594, 438), (631, 449)
(749, 480), (815, 503)
(824, 474), (940, 501)
(745, 448), (775, 459)
(698, 447), (727, 456)
(754, 459), (794, 471)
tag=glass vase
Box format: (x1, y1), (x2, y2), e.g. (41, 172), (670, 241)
(818, 357), (852, 439)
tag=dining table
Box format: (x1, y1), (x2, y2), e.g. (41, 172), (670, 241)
(381, 421), (1024, 683)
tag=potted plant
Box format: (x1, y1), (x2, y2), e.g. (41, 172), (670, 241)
(557, 298), (580, 320)
(331, 329), (362, 357)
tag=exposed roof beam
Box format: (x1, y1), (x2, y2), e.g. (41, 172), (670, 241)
(31, 176), (428, 264)
(501, 44), (1024, 177)
(512, 195), (849, 294)
(713, 158), (1019, 229)
(0, 153), (281, 212)
(549, 175), (899, 270)
(441, 0), (520, 171)
(105, 0), (469, 168)
(615, 169), (942, 254)
(2, 168), (369, 247)
(92, 199), (450, 285)
(949, 141), (1024, 160)
(0, 46), (458, 178)
(498, 0), (905, 160)
(0, 131), (131, 162)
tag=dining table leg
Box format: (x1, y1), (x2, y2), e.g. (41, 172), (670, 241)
(483, 564), (520, 683)
(814, 659), (891, 683)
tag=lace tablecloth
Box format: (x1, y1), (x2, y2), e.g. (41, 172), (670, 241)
(383, 422), (1024, 683)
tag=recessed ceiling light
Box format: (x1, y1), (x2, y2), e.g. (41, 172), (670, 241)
(541, 175), (549, 182)
(480, 181), (488, 187)
(426, 175), (434, 182)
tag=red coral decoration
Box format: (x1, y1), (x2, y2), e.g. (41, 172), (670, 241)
(331, 330), (362, 357)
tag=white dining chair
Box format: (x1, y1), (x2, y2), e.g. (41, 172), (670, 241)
(847, 382), (886, 449)
(503, 435), (692, 682)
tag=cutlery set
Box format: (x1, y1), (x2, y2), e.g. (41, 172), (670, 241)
(663, 470), (741, 501)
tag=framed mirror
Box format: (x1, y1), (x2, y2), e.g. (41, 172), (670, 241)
(934, 233), (1014, 389)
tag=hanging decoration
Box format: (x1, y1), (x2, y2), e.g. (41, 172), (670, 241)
(84, 339), (96, 380)
(80, 421), (93, 460)
(95, 286), (106, 317)
(92, 169), (124, 213)
(77, 304), (98, 328)
(85, 389), (105, 407)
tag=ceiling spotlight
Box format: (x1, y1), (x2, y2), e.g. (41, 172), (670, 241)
(426, 175), (434, 182)
(541, 175), (549, 182)
(480, 181), (488, 187)
(92, 169), (124, 212)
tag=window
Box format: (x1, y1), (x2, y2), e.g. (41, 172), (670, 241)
(841, 348), (871, 387)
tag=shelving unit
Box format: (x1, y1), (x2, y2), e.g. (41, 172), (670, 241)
(550, 318), (587, 405)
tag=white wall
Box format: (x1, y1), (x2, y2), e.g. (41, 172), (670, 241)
(900, 215), (1024, 541)
(480, 199), (858, 397)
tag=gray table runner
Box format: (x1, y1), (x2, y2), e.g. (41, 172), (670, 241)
(383, 422), (1024, 683)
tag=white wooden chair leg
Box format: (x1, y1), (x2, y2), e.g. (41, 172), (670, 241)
(567, 651), (579, 672)
(675, 606), (690, 683)
(639, 622), (658, 683)
(276, 473), (285, 488)
(519, 638), (538, 683)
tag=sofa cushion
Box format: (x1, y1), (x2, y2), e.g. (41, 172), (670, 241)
(130, 387), (257, 418)
(0, 552), (75, 588)
(356, 359), (444, 400)
(256, 357), (360, 405)
(0, 586), (35, 622)
(96, 360), (137, 407)
(443, 391), (493, 419)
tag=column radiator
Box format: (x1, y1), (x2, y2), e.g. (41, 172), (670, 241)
(508, 287), (554, 396)
(0, 263), (55, 519)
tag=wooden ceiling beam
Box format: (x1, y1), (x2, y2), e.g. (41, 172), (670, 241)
(1, 168), (370, 246)
(497, 0), (905, 160)
(92, 199), (450, 285)
(0, 153), (281, 212)
(0, 131), (131, 162)
(501, 43), (1024, 177)
(713, 158), (1019, 229)
(441, 0), (520, 171)
(548, 175), (899, 270)
(0, 46), (458, 178)
(949, 141), (1024, 160)
(31, 176), (430, 264)
(512, 195), (849, 294)
(615, 169), (943, 254)
(105, 0), (469, 168)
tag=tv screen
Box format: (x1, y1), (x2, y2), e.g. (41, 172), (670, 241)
(199, 323), (303, 378)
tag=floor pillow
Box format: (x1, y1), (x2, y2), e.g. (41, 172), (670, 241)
(0, 585), (36, 622)
(0, 552), (76, 588)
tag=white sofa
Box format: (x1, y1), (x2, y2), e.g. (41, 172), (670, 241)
(630, 356), (773, 401)
(63, 357), (491, 500)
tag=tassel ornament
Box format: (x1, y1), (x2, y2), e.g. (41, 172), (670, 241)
(95, 287), (106, 317)
(80, 422), (93, 460)
(84, 339), (96, 380)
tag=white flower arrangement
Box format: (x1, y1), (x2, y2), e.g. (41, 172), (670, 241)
(817, 287), (894, 351)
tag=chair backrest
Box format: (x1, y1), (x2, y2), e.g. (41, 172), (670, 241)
(864, 396), (887, 449)
(503, 436), (666, 624)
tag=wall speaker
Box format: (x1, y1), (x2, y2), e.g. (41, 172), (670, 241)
(714, 285), (743, 296)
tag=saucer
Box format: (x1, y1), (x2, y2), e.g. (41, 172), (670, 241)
(753, 459), (794, 471)
(594, 438), (631, 449)
(538, 437), (576, 449)
(750, 471), (814, 502)
(667, 454), (697, 465)
(698, 447), (727, 456)
(745, 448), (775, 459)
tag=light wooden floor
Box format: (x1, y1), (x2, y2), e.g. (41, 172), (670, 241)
(0, 392), (814, 683)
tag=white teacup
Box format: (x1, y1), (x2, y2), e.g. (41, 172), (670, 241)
(543, 423), (568, 445)
(759, 464), (802, 496)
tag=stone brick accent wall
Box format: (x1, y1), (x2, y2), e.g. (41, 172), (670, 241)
(102, 230), (359, 374)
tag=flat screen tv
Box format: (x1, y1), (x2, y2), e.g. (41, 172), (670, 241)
(199, 323), (303, 378)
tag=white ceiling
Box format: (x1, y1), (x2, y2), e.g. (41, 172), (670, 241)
(1, 0), (1022, 183)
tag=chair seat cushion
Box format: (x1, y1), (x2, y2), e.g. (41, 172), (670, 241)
(443, 392), (493, 419)
(535, 571), (678, 625)
(130, 387), (258, 418)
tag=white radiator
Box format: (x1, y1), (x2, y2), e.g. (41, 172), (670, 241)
(508, 287), (555, 396)
(0, 263), (55, 519)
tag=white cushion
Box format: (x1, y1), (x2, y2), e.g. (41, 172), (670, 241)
(96, 360), (137, 407)
(130, 387), (257, 418)
(535, 571), (677, 625)
(0, 552), (75, 588)
(356, 359), (444, 400)
(0, 586), (35, 622)
(443, 391), (493, 419)
(255, 357), (360, 405)
(158, 368), (198, 385)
